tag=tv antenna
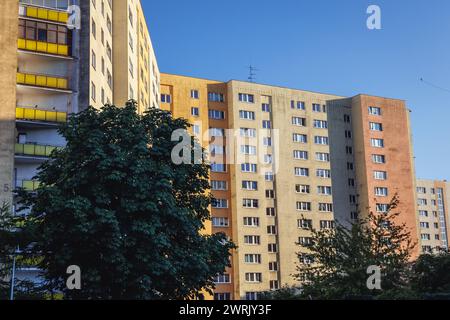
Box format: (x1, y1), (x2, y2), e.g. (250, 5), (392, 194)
(248, 65), (259, 83)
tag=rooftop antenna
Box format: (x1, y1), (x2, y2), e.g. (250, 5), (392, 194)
(248, 65), (259, 83)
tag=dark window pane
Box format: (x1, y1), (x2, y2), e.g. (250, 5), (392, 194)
(26, 27), (35, 40)
(37, 29), (47, 41)
(47, 31), (57, 43)
(58, 32), (66, 44)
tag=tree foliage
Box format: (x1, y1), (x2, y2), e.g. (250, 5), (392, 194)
(17, 102), (234, 300)
(293, 195), (416, 299)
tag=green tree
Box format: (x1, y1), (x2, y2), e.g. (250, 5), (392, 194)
(294, 195), (416, 300)
(410, 252), (450, 297)
(18, 101), (234, 300)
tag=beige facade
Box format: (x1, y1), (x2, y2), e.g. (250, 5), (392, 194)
(416, 179), (450, 253)
(113, 0), (160, 112)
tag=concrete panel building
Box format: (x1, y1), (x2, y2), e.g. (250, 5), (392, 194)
(416, 179), (450, 253)
(161, 73), (421, 300)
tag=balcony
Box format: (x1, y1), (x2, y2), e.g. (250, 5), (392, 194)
(18, 38), (70, 57)
(15, 180), (41, 192)
(15, 143), (61, 162)
(19, 4), (69, 24)
(17, 72), (70, 92)
(16, 107), (67, 126)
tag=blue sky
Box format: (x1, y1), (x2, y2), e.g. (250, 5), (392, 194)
(143, 0), (450, 180)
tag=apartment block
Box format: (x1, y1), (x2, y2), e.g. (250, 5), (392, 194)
(161, 73), (420, 300)
(416, 179), (450, 253)
(0, 0), (159, 281)
(113, 0), (160, 113)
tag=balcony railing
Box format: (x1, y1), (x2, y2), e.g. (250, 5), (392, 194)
(18, 38), (69, 56)
(15, 143), (61, 158)
(16, 180), (41, 192)
(17, 72), (69, 90)
(19, 4), (69, 24)
(16, 107), (67, 123)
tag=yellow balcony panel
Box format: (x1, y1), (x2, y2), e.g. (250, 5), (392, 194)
(46, 146), (57, 156)
(47, 77), (57, 88)
(57, 45), (68, 56)
(48, 10), (58, 22)
(47, 43), (58, 55)
(37, 8), (48, 20)
(26, 7), (38, 18)
(56, 112), (67, 123)
(23, 108), (35, 120)
(25, 74), (36, 86)
(16, 108), (25, 119)
(35, 145), (47, 157)
(22, 180), (40, 191)
(36, 41), (48, 52)
(15, 144), (24, 154)
(46, 111), (57, 122)
(35, 110), (47, 121)
(18, 39), (26, 50)
(23, 144), (36, 155)
(57, 78), (68, 89)
(36, 75), (47, 87)
(25, 40), (37, 51)
(58, 12), (69, 23)
(17, 73), (25, 84)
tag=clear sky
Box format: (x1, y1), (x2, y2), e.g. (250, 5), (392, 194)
(143, 0), (450, 181)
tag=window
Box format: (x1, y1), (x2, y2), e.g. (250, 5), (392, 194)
(269, 262), (279, 272)
(417, 198), (428, 206)
(266, 207), (276, 216)
(294, 150), (308, 160)
(265, 172), (274, 181)
(241, 145), (257, 155)
(314, 136), (329, 145)
(239, 93), (254, 103)
(295, 167), (309, 177)
(244, 235), (261, 245)
(212, 217), (229, 227)
(371, 138), (384, 148)
(245, 254), (262, 264)
(214, 293), (231, 301)
(243, 199), (259, 208)
(291, 101), (305, 110)
(312, 103), (321, 112)
(212, 199), (228, 209)
(267, 225), (277, 235)
(370, 122), (383, 131)
(313, 120), (328, 129)
(346, 146), (353, 154)
(293, 134), (308, 143)
(292, 117), (306, 126)
(239, 110), (255, 120)
(191, 107), (199, 116)
(318, 186), (332, 195)
(266, 190), (275, 199)
(209, 109), (225, 120)
(372, 154), (386, 164)
(245, 272), (262, 282)
(241, 163), (257, 173)
(263, 137), (272, 146)
(268, 243), (278, 253)
(345, 130), (352, 138)
(374, 171), (388, 180)
(298, 219), (313, 230)
(242, 181), (258, 191)
(375, 187), (388, 197)
(320, 220), (335, 229)
(344, 114), (351, 123)
(420, 222), (430, 229)
(419, 210), (428, 217)
(91, 82), (96, 102)
(240, 128), (257, 138)
(243, 217), (260, 227)
(316, 152), (330, 162)
(376, 204), (390, 213)
(264, 154), (273, 164)
(161, 94), (171, 103)
(91, 50), (96, 69)
(208, 92), (224, 102)
(416, 187), (427, 194)
(191, 89), (199, 99)
(245, 292), (259, 301)
(421, 234), (431, 241)
(262, 120), (271, 129)
(319, 203), (333, 212)
(91, 19), (96, 38)
(296, 184), (310, 194)
(262, 103), (271, 112)
(211, 163), (226, 172)
(210, 145), (225, 155)
(316, 169), (331, 179)
(369, 106), (382, 115)
(297, 202), (312, 211)
(299, 237), (314, 247)
(210, 128), (225, 137)
(211, 180), (227, 191)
